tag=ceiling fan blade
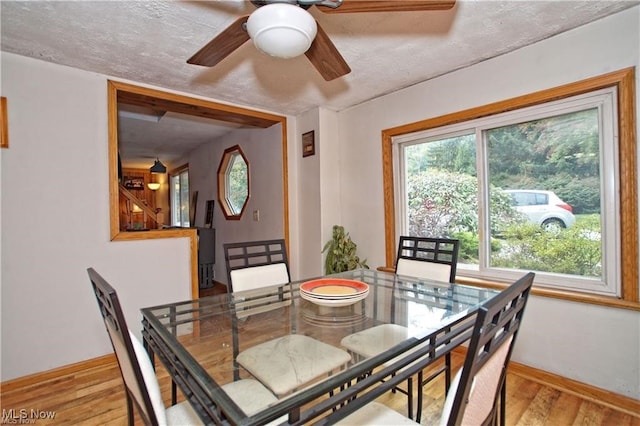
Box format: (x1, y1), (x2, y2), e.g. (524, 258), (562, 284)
(187, 15), (250, 67)
(305, 22), (351, 81)
(317, 0), (455, 13)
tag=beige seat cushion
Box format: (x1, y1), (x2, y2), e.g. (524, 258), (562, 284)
(336, 402), (420, 425)
(340, 324), (411, 359)
(237, 334), (351, 396)
(341, 323), (438, 372)
(222, 379), (287, 425)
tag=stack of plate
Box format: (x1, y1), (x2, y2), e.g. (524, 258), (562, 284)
(299, 278), (369, 307)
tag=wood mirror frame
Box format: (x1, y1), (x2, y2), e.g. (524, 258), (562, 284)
(107, 80), (289, 297)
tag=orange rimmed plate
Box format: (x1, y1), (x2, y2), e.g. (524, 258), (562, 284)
(300, 291), (368, 307)
(300, 278), (369, 299)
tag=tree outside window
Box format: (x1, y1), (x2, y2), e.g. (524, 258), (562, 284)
(400, 90), (616, 295)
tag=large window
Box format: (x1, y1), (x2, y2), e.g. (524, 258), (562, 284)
(383, 69), (637, 303)
(396, 90), (617, 295)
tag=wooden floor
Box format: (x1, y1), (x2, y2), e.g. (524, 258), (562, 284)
(2, 350), (638, 426)
(199, 282), (228, 298)
(3, 285), (636, 425)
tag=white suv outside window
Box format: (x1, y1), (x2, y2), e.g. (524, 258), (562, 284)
(505, 190), (576, 230)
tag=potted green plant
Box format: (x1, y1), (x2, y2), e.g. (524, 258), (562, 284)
(322, 225), (369, 274)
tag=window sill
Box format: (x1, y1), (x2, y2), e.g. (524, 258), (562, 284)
(376, 266), (640, 311)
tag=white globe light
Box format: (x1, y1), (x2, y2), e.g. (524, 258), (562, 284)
(247, 3), (318, 59)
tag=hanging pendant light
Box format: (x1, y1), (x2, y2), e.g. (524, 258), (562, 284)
(150, 158), (166, 174)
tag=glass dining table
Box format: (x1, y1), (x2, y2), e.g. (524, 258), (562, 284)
(141, 268), (499, 425)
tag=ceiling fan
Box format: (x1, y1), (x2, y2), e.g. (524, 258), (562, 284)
(187, 0), (456, 81)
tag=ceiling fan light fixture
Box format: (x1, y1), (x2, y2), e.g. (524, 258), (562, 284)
(247, 3), (317, 59)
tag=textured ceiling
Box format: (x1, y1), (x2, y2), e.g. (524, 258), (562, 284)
(1, 0), (636, 167)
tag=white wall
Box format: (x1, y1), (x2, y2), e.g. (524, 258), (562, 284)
(0, 53), (286, 381)
(188, 125), (285, 285)
(0, 80), (3, 378)
(293, 107), (345, 280)
(321, 7), (640, 398)
(296, 108), (323, 280)
(318, 109), (344, 268)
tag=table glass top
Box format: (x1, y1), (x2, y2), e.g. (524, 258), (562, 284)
(141, 268), (499, 424)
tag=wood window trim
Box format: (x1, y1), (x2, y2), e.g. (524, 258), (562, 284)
(107, 80), (290, 299)
(169, 163), (189, 177)
(0, 97), (8, 148)
(168, 163), (189, 228)
(381, 67), (638, 308)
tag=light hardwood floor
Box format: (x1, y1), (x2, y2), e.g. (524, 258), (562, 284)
(2, 351), (638, 426)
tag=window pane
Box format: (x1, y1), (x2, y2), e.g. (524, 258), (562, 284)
(180, 170), (190, 226)
(396, 84), (621, 297)
(404, 134), (479, 264)
(170, 170), (190, 227)
(171, 174), (180, 226)
(226, 153), (248, 215)
(487, 108), (602, 279)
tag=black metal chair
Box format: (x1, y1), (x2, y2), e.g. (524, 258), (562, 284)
(397, 236), (459, 418)
(395, 236), (459, 283)
(88, 268), (280, 425)
(341, 236), (460, 419)
(337, 272), (535, 426)
(87, 268), (202, 426)
(222, 240), (351, 397)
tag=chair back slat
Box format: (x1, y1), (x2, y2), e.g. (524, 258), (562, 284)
(87, 268), (160, 426)
(396, 236), (460, 283)
(445, 272), (535, 426)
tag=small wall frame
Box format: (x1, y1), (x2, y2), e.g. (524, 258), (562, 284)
(302, 130), (315, 157)
(190, 191), (198, 226)
(123, 176), (145, 190)
(1, 97), (8, 149)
